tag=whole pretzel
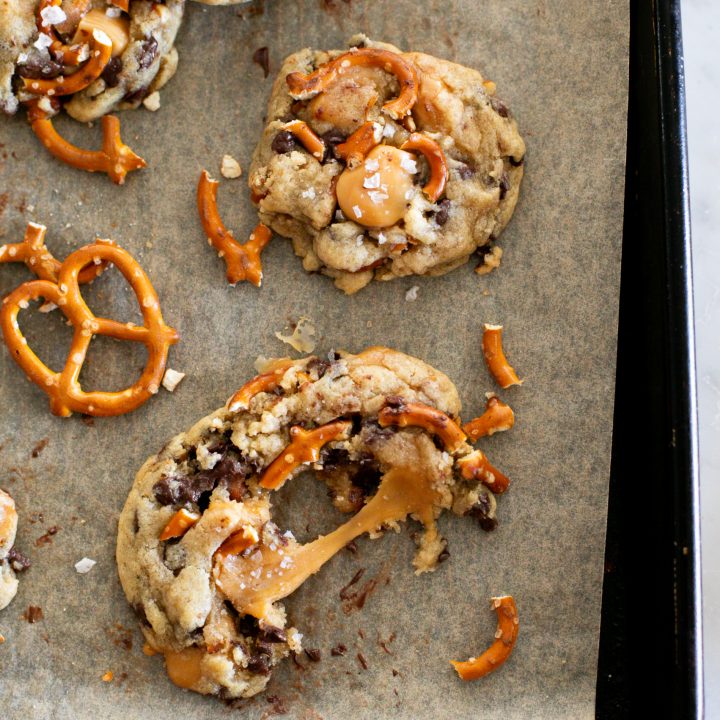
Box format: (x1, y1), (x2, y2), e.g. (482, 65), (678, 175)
(0, 242), (179, 417)
(400, 133), (448, 202)
(30, 106), (146, 184)
(286, 48), (419, 120)
(23, 29), (111, 97)
(0, 222), (109, 284)
(197, 170), (272, 286)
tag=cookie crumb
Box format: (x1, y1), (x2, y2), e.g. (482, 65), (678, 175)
(405, 286), (419, 302)
(275, 317), (316, 353)
(142, 91), (161, 112)
(221, 155), (243, 179)
(74, 557), (96, 574)
(162, 368), (186, 392)
(39, 302), (57, 313)
(101, 670), (113, 682)
(475, 245), (503, 275)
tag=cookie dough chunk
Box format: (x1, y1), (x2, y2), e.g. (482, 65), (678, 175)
(1, 0), (184, 122)
(0, 489), (22, 611)
(248, 36), (526, 293)
(117, 347), (500, 699)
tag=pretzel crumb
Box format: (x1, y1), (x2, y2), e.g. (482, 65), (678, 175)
(162, 368), (185, 392)
(404, 286), (419, 302)
(275, 317), (316, 353)
(74, 557), (96, 574)
(221, 155), (243, 179)
(142, 92), (161, 112)
(101, 671), (114, 682)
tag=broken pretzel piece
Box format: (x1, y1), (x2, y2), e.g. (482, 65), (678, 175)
(456, 450), (510, 494)
(462, 395), (515, 441)
(197, 170), (272, 286)
(335, 121), (381, 167)
(226, 360), (294, 412)
(482, 324), (523, 389)
(451, 595), (519, 680)
(282, 120), (326, 161)
(259, 421), (352, 490)
(286, 48), (419, 120)
(0, 222), (110, 284)
(400, 133), (448, 202)
(159, 509), (200, 541)
(30, 107), (146, 184)
(215, 526), (260, 558)
(35, 0), (91, 66)
(378, 398), (466, 452)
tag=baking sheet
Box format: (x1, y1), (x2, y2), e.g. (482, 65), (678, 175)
(0, 0), (628, 717)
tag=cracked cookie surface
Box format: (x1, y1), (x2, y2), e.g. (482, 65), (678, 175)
(249, 35), (526, 294)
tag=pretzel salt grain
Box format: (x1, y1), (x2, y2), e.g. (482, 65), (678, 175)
(24, 29), (111, 97)
(462, 395), (515, 441)
(456, 450), (510, 493)
(335, 121), (381, 167)
(286, 48), (419, 120)
(259, 420), (352, 490)
(226, 360), (294, 412)
(159, 508), (200, 541)
(282, 120), (326, 161)
(31, 108), (146, 184)
(451, 596), (519, 680)
(197, 171), (272, 286)
(0, 222), (109, 284)
(378, 399), (466, 452)
(482, 324), (523, 389)
(400, 133), (448, 202)
(216, 525), (259, 557)
(0, 241), (179, 417)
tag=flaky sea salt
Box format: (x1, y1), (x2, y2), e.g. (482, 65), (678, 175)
(40, 5), (66, 24)
(33, 33), (53, 50)
(301, 187), (316, 199)
(363, 172), (381, 189)
(75, 558), (96, 574)
(405, 286), (419, 302)
(400, 156), (418, 174)
(220, 154), (242, 179)
(364, 158), (380, 172)
(352, 205), (363, 218)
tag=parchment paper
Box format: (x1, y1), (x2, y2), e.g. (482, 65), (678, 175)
(0, 1), (628, 717)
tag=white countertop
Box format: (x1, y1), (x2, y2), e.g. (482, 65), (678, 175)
(682, 1), (718, 715)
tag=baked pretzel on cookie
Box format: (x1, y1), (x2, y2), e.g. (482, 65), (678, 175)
(248, 35), (525, 293)
(117, 347), (511, 700)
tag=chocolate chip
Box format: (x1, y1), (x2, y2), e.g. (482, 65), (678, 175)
(252, 47), (270, 78)
(437, 547), (450, 563)
(16, 56), (62, 80)
(383, 396), (406, 410)
(489, 96), (509, 118)
(330, 644), (347, 656)
(132, 603), (150, 627)
(306, 357), (332, 378)
(320, 129), (348, 161)
(246, 655), (271, 675)
(434, 198), (452, 226)
(457, 164), (475, 180)
(320, 447), (350, 471)
(509, 156), (524, 167)
(101, 57), (123, 88)
(137, 36), (158, 70)
(467, 495), (498, 532)
(258, 624), (287, 643)
(271, 130), (297, 154)
(304, 648), (321, 662)
(499, 173), (510, 200)
(122, 87), (150, 104)
(7, 547), (31, 572)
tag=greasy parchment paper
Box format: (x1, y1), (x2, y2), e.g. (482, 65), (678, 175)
(0, 1), (628, 718)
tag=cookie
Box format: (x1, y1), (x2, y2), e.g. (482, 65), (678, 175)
(0, 489), (21, 611)
(117, 347), (503, 699)
(248, 35), (526, 294)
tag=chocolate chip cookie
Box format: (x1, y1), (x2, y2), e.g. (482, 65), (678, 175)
(117, 347), (504, 699)
(248, 35), (526, 293)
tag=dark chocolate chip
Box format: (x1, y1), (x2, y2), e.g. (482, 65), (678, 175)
(434, 198), (452, 226)
(16, 56), (62, 80)
(101, 56), (123, 88)
(320, 129), (348, 161)
(304, 648), (321, 662)
(499, 173), (510, 200)
(457, 164), (475, 180)
(271, 130), (297, 154)
(437, 547), (450, 563)
(132, 603), (150, 627)
(7, 547), (31, 571)
(320, 447), (351, 471)
(246, 655), (271, 675)
(509, 156), (525, 167)
(122, 86), (150, 104)
(467, 495), (498, 532)
(383, 395), (406, 410)
(331, 644), (347, 656)
(306, 357), (333, 378)
(137, 36), (158, 70)
(258, 623), (287, 643)
(489, 96), (509, 118)
(252, 47), (270, 78)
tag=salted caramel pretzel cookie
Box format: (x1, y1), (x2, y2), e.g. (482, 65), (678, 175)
(0, 489), (30, 611)
(248, 35), (526, 293)
(117, 347), (506, 699)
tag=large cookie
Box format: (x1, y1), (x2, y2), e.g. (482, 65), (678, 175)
(116, 347), (503, 699)
(248, 35), (526, 294)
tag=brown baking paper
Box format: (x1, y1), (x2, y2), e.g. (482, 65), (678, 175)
(0, 1), (628, 717)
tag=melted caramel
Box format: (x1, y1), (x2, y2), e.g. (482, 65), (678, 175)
(164, 647), (204, 690)
(216, 465), (439, 619)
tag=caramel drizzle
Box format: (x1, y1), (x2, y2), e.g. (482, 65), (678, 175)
(216, 464), (439, 620)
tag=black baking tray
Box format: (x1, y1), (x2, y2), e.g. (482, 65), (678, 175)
(595, 0), (702, 718)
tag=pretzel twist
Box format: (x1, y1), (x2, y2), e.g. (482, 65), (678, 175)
(335, 121), (381, 167)
(283, 120), (326, 161)
(197, 170), (272, 286)
(451, 596), (519, 680)
(482, 324), (523, 389)
(36, 0), (90, 66)
(259, 421), (353, 490)
(0, 242), (179, 417)
(378, 399), (467, 453)
(24, 28), (111, 97)
(286, 48), (419, 120)
(400, 133), (448, 202)
(0, 222), (109, 284)
(30, 108), (146, 184)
